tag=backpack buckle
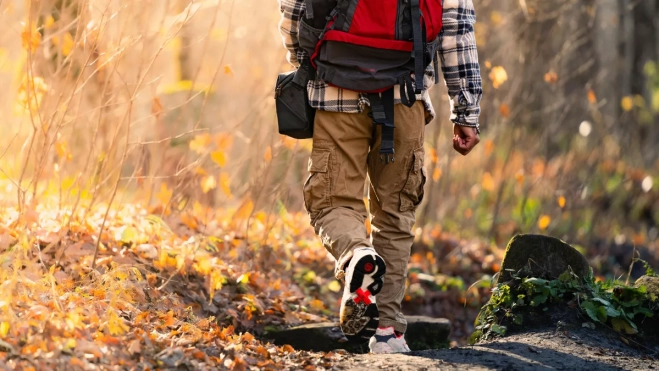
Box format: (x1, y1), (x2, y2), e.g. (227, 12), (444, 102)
(379, 153), (395, 164)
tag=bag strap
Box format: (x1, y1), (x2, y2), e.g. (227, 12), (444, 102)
(368, 88), (396, 164)
(410, 0), (425, 93)
(304, 0), (314, 19)
(332, 0), (351, 32)
(398, 75), (417, 108)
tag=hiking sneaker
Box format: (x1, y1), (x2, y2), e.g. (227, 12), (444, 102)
(339, 247), (386, 342)
(368, 326), (411, 354)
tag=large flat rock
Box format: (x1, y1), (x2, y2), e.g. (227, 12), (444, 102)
(264, 316), (450, 353)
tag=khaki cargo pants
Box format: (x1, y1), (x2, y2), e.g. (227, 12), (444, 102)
(303, 101), (427, 334)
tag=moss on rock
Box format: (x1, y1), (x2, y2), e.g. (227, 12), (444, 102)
(473, 234), (590, 342)
(634, 275), (659, 296)
(497, 234), (590, 283)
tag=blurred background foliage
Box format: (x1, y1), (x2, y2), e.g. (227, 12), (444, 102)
(1, 0), (658, 281)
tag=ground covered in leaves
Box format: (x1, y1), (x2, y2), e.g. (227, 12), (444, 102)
(0, 201), (344, 370)
(0, 199), (654, 370)
(0, 198), (498, 370)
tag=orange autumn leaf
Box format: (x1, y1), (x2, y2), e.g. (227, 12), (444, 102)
(264, 146), (273, 163)
(105, 309), (129, 335)
(499, 103), (510, 118)
(282, 344), (295, 353)
(55, 140), (71, 161)
(481, 172), (496, 192)
(309, 299), (325, 311)
(255, 346), (269, 357)
(432, 168), (442, 182)
(558, 196), (566, 208)
(181, 213), (199, 230)
(484, 139), (495, 156)
(211, 150), (227, 167)
(219, 172), (232, 198)
(489, 66), (508, 89)
(427, 148), (438, 164)
(538, 215), (551, 230)
(281, 136), (297, 150)
(214, 133), (234, 150)
(156, 183), (173, 205)
(544, 70), (558, 84)
(21, 27), (41, 53)
(242, 332), (255, 343)
(587, 89), (597, 104)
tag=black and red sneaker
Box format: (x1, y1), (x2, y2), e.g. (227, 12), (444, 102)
(339, 247), (386, 342)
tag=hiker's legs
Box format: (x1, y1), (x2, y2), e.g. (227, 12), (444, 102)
(367, 102), (426, 334)
(304, 109), (373, 277)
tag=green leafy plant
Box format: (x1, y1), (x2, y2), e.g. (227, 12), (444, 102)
(471, 269), (658, 344)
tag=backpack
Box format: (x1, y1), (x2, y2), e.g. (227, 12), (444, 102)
(298, 0), (443, 163)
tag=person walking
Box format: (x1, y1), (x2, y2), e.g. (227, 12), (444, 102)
(278, 0), (482, 354)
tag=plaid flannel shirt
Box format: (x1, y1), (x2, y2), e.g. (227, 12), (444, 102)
(278, 0), (482, 129)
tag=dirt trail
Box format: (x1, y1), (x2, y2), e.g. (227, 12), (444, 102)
(336, 332), (655, 370)
(332, 309), (658, 370)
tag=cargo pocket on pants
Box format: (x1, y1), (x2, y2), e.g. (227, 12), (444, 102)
(303, 149), (332, 220)
(399, 147), (427, 212)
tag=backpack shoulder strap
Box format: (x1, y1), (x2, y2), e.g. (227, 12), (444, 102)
(410, 0), (425, 93)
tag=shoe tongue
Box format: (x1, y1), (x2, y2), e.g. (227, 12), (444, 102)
(376, 326), (395, 335)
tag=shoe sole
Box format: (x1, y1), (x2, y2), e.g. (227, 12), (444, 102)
(340, 254), (386, 342)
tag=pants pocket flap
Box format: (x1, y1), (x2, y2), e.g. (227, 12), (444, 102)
(308, 149), (331, 173)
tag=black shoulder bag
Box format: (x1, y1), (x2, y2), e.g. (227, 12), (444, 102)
(274, 59), (316, 139)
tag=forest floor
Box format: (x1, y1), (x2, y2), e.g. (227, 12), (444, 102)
(0, 201), (656, 369)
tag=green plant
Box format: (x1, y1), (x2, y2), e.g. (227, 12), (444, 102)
(472, 268), (658, 344)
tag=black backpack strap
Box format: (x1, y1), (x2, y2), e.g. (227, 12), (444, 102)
(304, 0), (314, 19)
(398, 75), (417, 108)
(410, 0), (425, 93)
(368, 89), (396, 164)
(332, 0), (352, 32)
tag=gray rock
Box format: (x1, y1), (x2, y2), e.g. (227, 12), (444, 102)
(264, 316), (450, 353)
(497, 234), (590, 283)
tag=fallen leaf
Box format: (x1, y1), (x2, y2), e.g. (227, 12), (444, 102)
(0, 322), (8, 337)
(128, 339), (142, 355)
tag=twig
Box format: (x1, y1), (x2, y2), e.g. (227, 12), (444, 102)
(625, 244), (638, 286)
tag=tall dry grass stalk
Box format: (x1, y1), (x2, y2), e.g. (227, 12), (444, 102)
(0, 0), (302, 222)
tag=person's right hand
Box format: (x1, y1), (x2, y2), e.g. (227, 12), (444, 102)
(452, 125), (480, 156)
